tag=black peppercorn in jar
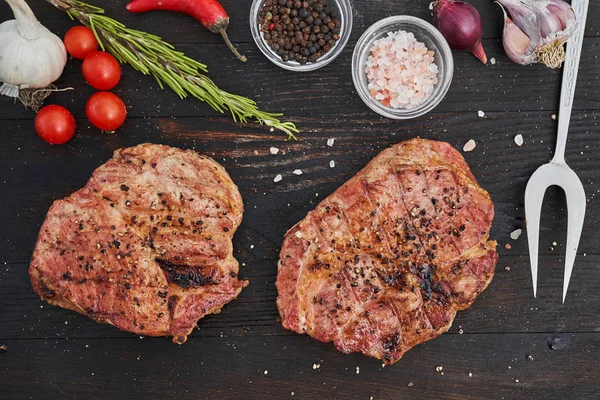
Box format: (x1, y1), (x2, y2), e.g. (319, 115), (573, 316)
(256, 0), (344, 66)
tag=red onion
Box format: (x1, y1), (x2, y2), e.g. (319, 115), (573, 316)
(433, 0), (488, 64)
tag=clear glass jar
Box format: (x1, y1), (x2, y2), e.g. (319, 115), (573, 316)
(352, 16), (454, 119)
(249, 0), (353, 72)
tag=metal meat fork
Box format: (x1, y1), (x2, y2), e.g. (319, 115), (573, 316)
(525, 0), (589, 303)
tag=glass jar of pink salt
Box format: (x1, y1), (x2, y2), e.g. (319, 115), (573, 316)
(352, 16), (454, 119)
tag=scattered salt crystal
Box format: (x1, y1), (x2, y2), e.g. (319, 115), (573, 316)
(270, 147), (280, 155)
(293, 169), (303, 175)
(356, 366), (360, 374)
(510, 229), (522, 240)
(490, 57), (496, 65)
(552, 114), (557, 120)
(469, 372), (473, 377)
(478, 110), (485, 118)
(552, 241), (557, 246)
(436, 366), (443, 372)
(274, 174), (282, 182)
(312, 363), (320, 370)
(264, 370), (268, 375)
(463, 139), (476, 152)
(330, 160), (336, 168)
(327, 138), (335, 147)
(514, 134), (524, 146)
(269, 127), (275, 132)
(429, 2), (434, 10)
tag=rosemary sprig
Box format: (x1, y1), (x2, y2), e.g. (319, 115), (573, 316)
(47, 0), (298, 139)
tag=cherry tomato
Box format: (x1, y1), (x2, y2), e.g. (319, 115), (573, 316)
(86, 92), (127, 132)
(64, 26), (99, 60)
(34, 105), (76, 145)
(82, 51), (122, 90)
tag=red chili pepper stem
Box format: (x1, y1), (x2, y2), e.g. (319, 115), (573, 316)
(211, 18), (247, 63)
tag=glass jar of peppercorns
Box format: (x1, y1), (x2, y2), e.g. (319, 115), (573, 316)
(250, 0), (353, 71)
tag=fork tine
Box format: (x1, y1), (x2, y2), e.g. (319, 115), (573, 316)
(525, 176), (547, 298)
(562, 179), (586, 303)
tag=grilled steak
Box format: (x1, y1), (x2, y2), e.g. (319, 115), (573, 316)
(276, 138), (497, 364)
(30, 144), (248, 343)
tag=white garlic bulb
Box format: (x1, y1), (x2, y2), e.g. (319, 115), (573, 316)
(0, 0), (67, 97)
(498, 0), (577, 68)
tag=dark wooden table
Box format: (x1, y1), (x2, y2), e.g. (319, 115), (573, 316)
(1, 1), (599, 399)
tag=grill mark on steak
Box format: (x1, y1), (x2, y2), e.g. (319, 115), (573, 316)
(303, 205), (355, 306)
(335, 265), (378, 337)
(418, 264), (435, 300)
(393, 166), (452, 322)
(419, 167), (462, 257)
(382, 332), (401, 352)
(358, 178), (396, 259)
(308, 217), (335, 257)
(168, 295), (179, 319)
(447, 168), (490, 246)
(155, 258), (218, 288)
(389, 166), (429, 261)
(329, 202), (358, 249)
(38, 280), (57, 300)
(395, 166), (459, 263)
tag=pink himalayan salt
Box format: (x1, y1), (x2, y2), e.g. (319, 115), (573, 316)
(365, 30), (438, 109)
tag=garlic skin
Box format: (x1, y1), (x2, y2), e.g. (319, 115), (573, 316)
(500, 5), (534, 65)
(0, 0), (67, 97)
(497, 0), (577, 68)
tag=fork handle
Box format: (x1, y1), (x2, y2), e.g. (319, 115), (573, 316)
(553, 0), (590, 164)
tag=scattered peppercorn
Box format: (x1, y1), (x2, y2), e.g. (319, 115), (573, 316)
(258, 0), (341, 64)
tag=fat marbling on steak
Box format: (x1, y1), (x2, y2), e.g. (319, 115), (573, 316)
(30, 144), (248, 343)
(276, 138), (497, 364)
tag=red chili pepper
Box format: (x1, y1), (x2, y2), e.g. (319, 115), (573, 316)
(126, 0), (247, 62)
(269, 23), (275, 31)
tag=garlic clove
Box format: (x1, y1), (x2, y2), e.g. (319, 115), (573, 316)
(501, 8), (534, 66)
(544, 2), (576, 36)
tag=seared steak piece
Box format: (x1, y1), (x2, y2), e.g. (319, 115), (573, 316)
(277, 139), (497, 364)
(30, 144), (248, 343)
